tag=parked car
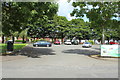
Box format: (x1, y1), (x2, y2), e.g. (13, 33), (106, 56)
(54, 40), (60, 45)
(72, 40), (79, 45)
(64, 40), (72, 45)
(82, 42), (92, 48)
(33, 41), (52, 47)
(109, 42), (119, 45)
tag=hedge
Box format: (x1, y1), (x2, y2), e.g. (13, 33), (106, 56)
(15, 40), (23, 42)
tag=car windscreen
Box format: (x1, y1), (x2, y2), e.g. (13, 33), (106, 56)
(38, 41), (47, 43)
(66, 40), (71, 42)
(84, 42), (90, 44)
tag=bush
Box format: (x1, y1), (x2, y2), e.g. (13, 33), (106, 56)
(30, 38), (51, 43)
(31, 39), (48, 42)
(88, 40), (94, 44)
(15, 40), (23, 42)
(31, 40), (36, 42)
(5, 37), (11, 41)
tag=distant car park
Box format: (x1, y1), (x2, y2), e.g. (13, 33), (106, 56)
(33, 41), (52, 47)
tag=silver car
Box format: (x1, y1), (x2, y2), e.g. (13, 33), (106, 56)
(82, 42), (92, 48)
(64, 40), (72, 45)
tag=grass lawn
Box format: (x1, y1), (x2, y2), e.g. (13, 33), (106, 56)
(0, 43), (28, 53)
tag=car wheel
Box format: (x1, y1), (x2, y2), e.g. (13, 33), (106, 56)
(82, 46), (85, 48)
(36, 45), (38, 47)
(47, 44), (49, 47)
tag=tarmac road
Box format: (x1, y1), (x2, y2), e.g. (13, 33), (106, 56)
(1, 44), (118, 78)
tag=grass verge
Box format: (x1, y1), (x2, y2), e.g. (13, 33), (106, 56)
(0, 43), (27, 54)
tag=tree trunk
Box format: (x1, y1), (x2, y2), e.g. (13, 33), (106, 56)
(78, 37), (81, 44)
(2, 35), (4, 43)
(16, 36), (19, 40)
(94, 39), (96, 44)
(107, 37), (109, 44)
(61, 38), (64, 44)
(102, 28), (105, 44)
(22, 36), (25, 43)
(61, 33), (64, 44)
(12, 36), (15, 43)
(33, 37), (35, 40)
(52, 38), (54, 43)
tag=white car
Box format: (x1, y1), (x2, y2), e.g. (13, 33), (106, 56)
(82, 42), (92, 48)
(64, 40), (72, 45)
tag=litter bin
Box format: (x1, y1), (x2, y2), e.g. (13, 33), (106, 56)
(7, 40), (13, 51)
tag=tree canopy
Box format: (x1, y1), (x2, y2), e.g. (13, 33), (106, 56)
(2, 2), (58, 42)
(1, 1), (120, 43)
(71, 2), (119, 43)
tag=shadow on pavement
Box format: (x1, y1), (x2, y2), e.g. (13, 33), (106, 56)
(18, 46), (55, 58)
(62, 49), (100, 56)
(92, 48), (101, 50)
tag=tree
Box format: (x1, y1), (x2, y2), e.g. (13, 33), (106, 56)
(71, 2), (119, 44)
(52, 15), (69, 43)
(2, 2), (32, 35)
(68, 19), (91, 41)
(19, 28), (29, 43)
(27, 2), (58, 39)
(9, 30), (19, 43)
(2, 2), (58, 42)
(2, 2), (32, 43)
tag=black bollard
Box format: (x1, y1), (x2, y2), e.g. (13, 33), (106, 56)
(7, 40), (13, 51)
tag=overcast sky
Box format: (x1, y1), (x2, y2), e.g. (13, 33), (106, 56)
(57, 0), (89, 22)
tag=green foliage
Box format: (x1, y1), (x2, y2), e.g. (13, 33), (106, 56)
(39, 39), (48, 41)
(2, 2), (31, 36)
(15, 40), (23, 42)
(47, 15), (91, 40)
(31, 40), (36, 43)
(5, 37), (11, 41)
(27, 2), (58, 38)
(67, 18), (91, 39)
(19, 28), (29, 38)
(46, 15), (69, 40)
(2, 2), (58, 40)
(31, 39), (50, 42)
(88, 40), (94, 44)
(71, 2), (119, 43)
(12, 31), (19, 37)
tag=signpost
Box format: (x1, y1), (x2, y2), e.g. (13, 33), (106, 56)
(101, 45), (120, 57)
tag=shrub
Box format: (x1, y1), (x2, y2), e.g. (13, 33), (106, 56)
(5, 37), (11, 41)
(88, 40), (94, 44)
(31, 40), (35, 42)
(31, 38), (51, 43)
(15, 40), (23, 42)
(37, 39), (49, 42)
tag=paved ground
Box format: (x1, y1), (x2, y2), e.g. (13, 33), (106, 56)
(1, 44), (118, 78)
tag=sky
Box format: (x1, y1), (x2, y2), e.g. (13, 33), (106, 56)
(57, 0), (89, 22)
(57, 0), (119, 22)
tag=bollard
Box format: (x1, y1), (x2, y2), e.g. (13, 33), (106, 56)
(7, 40), (13, 51)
